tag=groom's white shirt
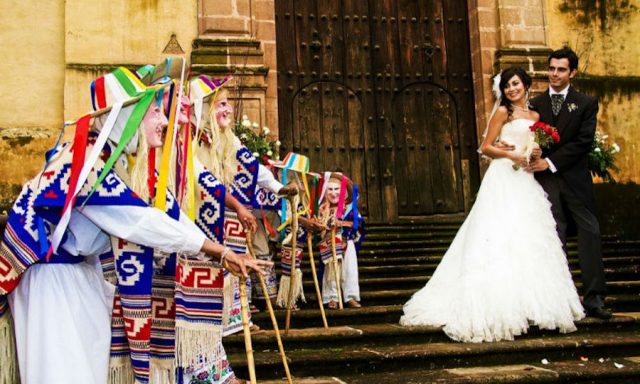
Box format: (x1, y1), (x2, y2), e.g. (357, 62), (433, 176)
(544, 84), (571, 173)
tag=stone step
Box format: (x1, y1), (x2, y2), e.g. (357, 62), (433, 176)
(227, 330), (640, 380)
(322, 290), (640, 309)
(298, 276), (640, 293)
(338, 357), (640, 383)
(250, 304), (403, 330)
(352, 251), (640, 265)
(358, 238), (640, 251)
(297, 261), (640, 279)
(250, 294), (640, 330)
(298, 263), (640, 280)
(363, 231), (458, 241)
(365, 216), (465, 227)
(260, 379), (339, 384)
(224, 313), (640, 352)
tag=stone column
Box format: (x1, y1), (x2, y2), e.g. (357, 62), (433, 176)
(196, 0), (278, 135)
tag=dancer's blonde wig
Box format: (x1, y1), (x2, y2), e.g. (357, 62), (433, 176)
(196, 88), (242, 188)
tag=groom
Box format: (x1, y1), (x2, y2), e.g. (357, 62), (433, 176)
(527, 47), (610, 320)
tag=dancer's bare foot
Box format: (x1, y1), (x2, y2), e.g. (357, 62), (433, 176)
(249, 303), (260, 314)
(249, 324), (262, 334)
(327, 300), (338, 309)
(347, 299), (362, 308)
(229, 378), (247, 384)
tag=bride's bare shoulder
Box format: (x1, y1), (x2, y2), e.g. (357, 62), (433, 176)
(492, 106), (509, 121)
(530, 110), (540, 122)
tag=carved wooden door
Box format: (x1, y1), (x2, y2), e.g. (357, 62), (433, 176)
(275, 0), (479, 222)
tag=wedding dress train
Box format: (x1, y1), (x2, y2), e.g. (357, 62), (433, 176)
(400, 119), (585, 342)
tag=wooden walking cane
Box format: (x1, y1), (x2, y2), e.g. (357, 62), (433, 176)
(307, 234), (329, 328)
(225, 251), (257, 383)
(330, 227), (344, 310)
(285, 194), (300, 333)
(238, 274), (257, 384)
(246, 234), (293, 384)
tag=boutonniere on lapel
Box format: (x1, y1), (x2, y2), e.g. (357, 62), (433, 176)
(567, 103), (578, 112)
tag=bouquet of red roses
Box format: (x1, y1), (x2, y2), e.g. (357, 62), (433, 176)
(530, 121), (560, 148)
(513, 122), (561, 170)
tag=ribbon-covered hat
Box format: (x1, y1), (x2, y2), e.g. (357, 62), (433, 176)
(138, 56), (185, 86)
(189, 75), (233, 136)
(49, 65), (168, 257)
(90, 67), (146, 111)
(189, 74), (232, 102)
(268, 152), (311, 174)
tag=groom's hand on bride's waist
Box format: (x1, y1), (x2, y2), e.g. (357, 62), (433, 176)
(526, 158), (549, 173)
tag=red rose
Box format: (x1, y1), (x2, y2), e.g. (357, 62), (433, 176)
(551, 132), (560, 143)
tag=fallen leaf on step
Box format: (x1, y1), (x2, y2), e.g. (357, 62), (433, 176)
(541, 358), (549, 365)
(580, 356), (589, 362)
(614, 362), (624, 369)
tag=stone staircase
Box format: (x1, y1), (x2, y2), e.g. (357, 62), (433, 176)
(224, 218), (640, 383)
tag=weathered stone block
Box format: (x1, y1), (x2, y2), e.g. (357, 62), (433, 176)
(500, 8), (524, 27)
(236, 0), (251, 17)
(201, 16), (249, 35)
(477, 9), (498, 29)
(253, 0), (275, 21)
(254, 19), (276, 41)
(262, 41), (277, 68)
(201, 0), (233, 16)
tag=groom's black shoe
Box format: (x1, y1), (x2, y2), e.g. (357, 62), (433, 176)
(587, 307), (613, 320)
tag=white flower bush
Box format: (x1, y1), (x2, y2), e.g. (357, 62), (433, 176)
(233, 115), (281, 164)
(588, 130), (620, 182)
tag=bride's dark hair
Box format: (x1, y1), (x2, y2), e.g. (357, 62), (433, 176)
(498, 67), (532, 117)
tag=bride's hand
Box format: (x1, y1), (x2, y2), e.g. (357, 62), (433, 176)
(494, 140), (515, 151)
(529, 144), (542, 161)
(508, 153), (528, 168)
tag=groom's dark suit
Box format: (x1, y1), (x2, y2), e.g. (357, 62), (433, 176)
(530, 87), (607, 311)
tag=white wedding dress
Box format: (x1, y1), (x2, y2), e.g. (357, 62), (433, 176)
(400, 119), (585, 343)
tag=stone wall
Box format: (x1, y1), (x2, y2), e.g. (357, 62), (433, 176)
(0, 1), (199, 210)
(470, 0), (639, 183)
(543, 0), (640, 182)
(65, 0), (198, 118)
(0, 0), (65, 211)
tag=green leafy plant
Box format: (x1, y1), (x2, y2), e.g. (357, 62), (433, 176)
(233, 115), (280, 165)
(588, 131), (620, 182)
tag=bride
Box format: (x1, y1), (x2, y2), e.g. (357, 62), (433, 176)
(400, 67), (585, 342)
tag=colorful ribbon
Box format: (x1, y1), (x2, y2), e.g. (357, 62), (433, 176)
(45, 114), (91, 260)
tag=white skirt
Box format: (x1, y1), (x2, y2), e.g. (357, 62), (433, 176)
(8, 262), (115, 384)
(400, 159), (585, 342)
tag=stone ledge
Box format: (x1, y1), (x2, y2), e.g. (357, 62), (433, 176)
(0, 127), (54, 140)
(494, 47), (552, 74)
(66, 63), (144, 72)
(192, 37), (262, 50)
